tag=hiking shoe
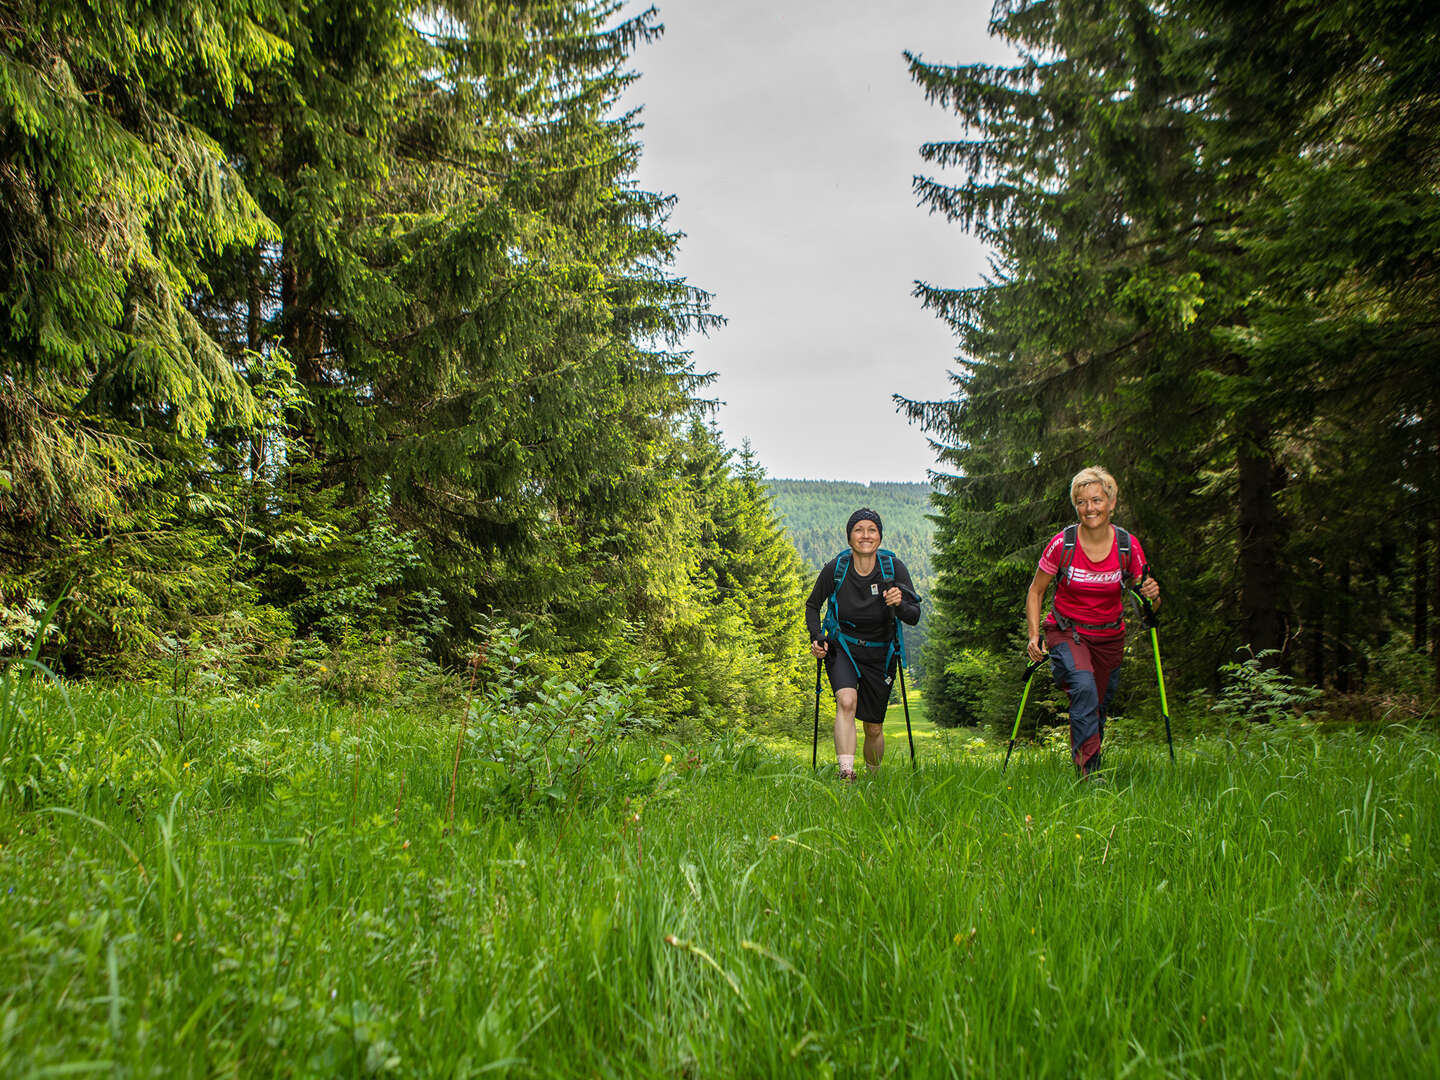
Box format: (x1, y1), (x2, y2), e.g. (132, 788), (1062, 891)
(838, 767), (857, 782)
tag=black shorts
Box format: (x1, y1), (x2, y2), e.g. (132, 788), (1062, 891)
(825, 640), (898, 725)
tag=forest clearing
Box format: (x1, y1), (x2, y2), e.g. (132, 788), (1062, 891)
(5, 0), (1440, 1075)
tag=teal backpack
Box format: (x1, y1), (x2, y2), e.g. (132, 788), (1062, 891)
(821, 548), (908, 681)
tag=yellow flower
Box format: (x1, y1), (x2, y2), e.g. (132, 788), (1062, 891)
(663, 754), (672, 764)
(319, 664), (328, 673)
(770, 834), (779, 841)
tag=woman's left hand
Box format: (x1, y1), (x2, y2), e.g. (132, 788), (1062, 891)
(1139, 574), (1160, 602)
(883, 586), (903, 607)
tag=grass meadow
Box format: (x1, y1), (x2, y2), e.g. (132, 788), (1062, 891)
(2, 680), (1437, 1078)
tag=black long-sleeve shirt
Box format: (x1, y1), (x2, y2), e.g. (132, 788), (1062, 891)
(805, 554), (921, 643)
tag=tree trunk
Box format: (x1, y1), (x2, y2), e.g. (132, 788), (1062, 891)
(1416, 519), (1429, 652)
(1337, 557), (1353, 693)
(1237, 410), (1284, 660)
(1306, 575), (1325, 689)
(1434, 507), (1440, 689)
(280, 244), (325, 464)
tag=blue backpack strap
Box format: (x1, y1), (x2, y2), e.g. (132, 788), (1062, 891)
(823, 551), (862, 679)
(877, 548), (905, 670)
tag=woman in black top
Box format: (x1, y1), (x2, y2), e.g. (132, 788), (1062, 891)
(805, 508), (921, 780)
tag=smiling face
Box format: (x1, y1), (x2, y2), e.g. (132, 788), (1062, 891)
(1074, 482), (1115, 530)
(848, 518), (881, 557)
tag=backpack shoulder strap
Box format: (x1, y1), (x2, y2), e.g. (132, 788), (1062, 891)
(1058, 524), (1078, 582)
(1113, 526), (1134, 581)
(877, 548), (896, 580)
(833, 550), (850, 590)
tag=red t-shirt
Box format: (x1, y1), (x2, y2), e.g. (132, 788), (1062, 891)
(1037, 528), (1147, 639)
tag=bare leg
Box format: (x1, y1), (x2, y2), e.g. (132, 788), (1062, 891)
(863, 722), (885, 771)
(833, 688), (858, 762)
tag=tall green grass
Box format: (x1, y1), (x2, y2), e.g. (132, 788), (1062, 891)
(2, 682), (1436, 1077)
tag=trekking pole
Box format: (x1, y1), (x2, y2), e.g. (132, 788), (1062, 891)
(1004, 657), (1046, 773)
(883, 578), (916, 766)
(898, 653), (915, 766)
(812, 653), (822, 770)
(1127, 564), (1174, 763)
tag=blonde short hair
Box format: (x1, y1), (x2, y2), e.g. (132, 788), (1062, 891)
(1070, 466), (1118, 507)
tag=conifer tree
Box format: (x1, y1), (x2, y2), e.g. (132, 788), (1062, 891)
(903, 0), (1440, 708)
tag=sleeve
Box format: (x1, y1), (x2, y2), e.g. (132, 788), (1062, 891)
(805, 560), (835, 641)
(1037, 531), (1066, 576)
(893, 558), (922, 627)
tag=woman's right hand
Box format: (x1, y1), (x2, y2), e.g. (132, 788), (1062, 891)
(811, 639), (829, 659)
(1026, 636), (1046, 663)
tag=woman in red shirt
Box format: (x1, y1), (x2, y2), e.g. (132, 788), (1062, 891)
(1025, 466), (1160, 777)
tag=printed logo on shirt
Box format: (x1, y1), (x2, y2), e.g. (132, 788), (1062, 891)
(1068, 568), (1122, 586)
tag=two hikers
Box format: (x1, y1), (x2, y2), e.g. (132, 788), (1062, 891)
(811, 467), (1160, 779)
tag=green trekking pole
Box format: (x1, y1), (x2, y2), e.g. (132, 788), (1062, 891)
(1003, 657), (1047, 773)
(1127, 564), (1174, 763)
(812, 653), (823, 770)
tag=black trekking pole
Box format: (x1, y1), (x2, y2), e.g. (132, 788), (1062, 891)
(812, 652), (823, 770)
(1004, 657), (1046, 773)
(1127, 564), (1174, 763)
(882, 578), (916, 766)
(897, 654), (915, 766)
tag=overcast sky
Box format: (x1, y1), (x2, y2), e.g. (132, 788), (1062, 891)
(617, 0), (1018, 483)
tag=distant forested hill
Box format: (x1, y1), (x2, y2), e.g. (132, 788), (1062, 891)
(766, 480), (935, 579)
(766, 479), (936, 685)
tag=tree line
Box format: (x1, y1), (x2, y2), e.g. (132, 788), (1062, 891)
(0, 1), (810, 727)
(903, 0), (1440, 726)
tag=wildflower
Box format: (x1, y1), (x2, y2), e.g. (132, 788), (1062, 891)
(769, 834), (779, 841)
(173, 932), (183, 942)
(953, 932), (964, 946)
(1074, 833), (1081, 840)
(182, 761), (192, 771)
(663, 754), (672, 764)
(402, 840), (410, 849)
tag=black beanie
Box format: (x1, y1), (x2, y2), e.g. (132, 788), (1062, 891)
(846, 507), (883, 540)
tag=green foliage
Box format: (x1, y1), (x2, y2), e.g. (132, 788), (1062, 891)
(462, 623), (665, 817)
(0, 592), (68, 805)
(903, 0), (1440, 729)
(928, 648), (997, 729)
(1212, 649), (1326, 726)
(0, 1), (813, 732)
